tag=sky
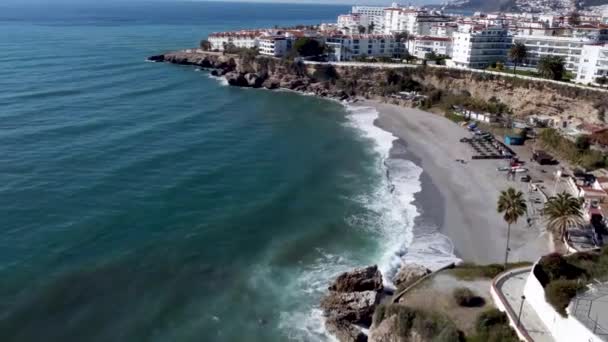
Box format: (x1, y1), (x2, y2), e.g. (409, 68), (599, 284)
(3, 0), (442, 5)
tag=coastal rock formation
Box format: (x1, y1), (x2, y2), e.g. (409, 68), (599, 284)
(329, 265), (384, 293)
(149, 50), (608, 124)
(393, 264), (430, 290)
(225, 72), (248, 87)
(320, 266), (385, 342)
(262, 78), (280, 90)
(321, 290), (380, 325)
(326, 318), (368, 342)
(244, 73), (263, 88)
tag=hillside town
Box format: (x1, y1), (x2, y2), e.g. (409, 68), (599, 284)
(205, 2), (608, 87)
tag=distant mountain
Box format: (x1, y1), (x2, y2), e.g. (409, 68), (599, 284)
(443, 0), (608, 12)
(443, 0), (517, 12)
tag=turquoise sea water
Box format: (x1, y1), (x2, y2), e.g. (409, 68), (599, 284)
(0, 2), (447, 341)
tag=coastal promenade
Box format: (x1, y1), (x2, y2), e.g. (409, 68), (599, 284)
(491, 267), (554, 342)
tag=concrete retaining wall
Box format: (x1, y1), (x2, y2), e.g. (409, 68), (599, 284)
(523, 264), (602, 342)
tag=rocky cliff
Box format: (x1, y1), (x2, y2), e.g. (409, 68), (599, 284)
(148, 51), (607, 124)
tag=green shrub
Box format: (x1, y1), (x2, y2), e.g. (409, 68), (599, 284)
(469, 309), (519, 342)
(373, 304), (462, 341)
(545, 279), (585, 316)
(475, 308), (507, 332)
(539, 128), (607, 170)
(535, 253), (586, 286)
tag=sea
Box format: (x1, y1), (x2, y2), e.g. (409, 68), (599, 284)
(0, 2), (458, 341)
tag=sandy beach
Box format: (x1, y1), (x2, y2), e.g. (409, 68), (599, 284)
(365, 100), (552, 264)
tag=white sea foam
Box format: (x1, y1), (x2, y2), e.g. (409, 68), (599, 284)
(206, 73), (228, 86)
(274, 249), (353, 341)
(277, 103), (462, 341)
(343, 104), (461, 283)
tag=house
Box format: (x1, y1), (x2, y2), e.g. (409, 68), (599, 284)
(452, 106), (497, 123)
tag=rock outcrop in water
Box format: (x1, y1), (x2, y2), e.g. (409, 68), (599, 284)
(320, 266), (384, 342)
(148, 50), (608, 124)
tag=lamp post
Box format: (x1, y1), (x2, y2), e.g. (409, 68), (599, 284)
(517, 295), (526, 328)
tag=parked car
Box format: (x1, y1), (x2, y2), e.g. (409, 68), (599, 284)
(520, 175), (531, 182)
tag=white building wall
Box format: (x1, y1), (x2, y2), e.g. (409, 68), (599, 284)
(514, 34), (597, 72)
(523, 267), (603, 342)
(352, 5), (385, 33)
(259, 38), (289, 57)
(411, 37), (453, 58)
(327, 35), (397, 61)
(337, 14), (370, 34)
(576, 44), (608, 85)
(208, 34), (258, 51)
(452, 26), (512, 69)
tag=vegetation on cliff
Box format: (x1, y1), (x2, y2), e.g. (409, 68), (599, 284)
(534, 248), (608, 316)
(467, 309), (519, 342)
(373, 304), (463, 341)
(539, 128), (607, 170)
(372, 304), (520, 342)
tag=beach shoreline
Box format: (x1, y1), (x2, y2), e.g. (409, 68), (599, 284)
(357, 100), (552, 265)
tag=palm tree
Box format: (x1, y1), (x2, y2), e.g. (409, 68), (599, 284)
(544, 192), (584, 242)
(508, 42), (527, 74)
(497, 188), (527, 267)
(538, 56), (566, 81)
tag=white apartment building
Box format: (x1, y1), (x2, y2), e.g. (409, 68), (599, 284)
(208, 31), (260, 51)
(325, 34), (398, 61)
(337, 14), (370, 34)
(258, 36), (291, 57)
(410, 36), (453, 58)
(352, 5), (385, 33)
(351, 5), (385, 18)
(576, 44), (608, 85)
(451, 25), (512, 69)
(514, 27), (608, 72)
(430, 22), (458, 37)
(383, 6), (452, 35)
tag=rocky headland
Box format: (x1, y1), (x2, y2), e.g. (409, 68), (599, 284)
(317, 264), (431, 342)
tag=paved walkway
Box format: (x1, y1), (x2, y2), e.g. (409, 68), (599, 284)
(494, 268), (555, 342)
